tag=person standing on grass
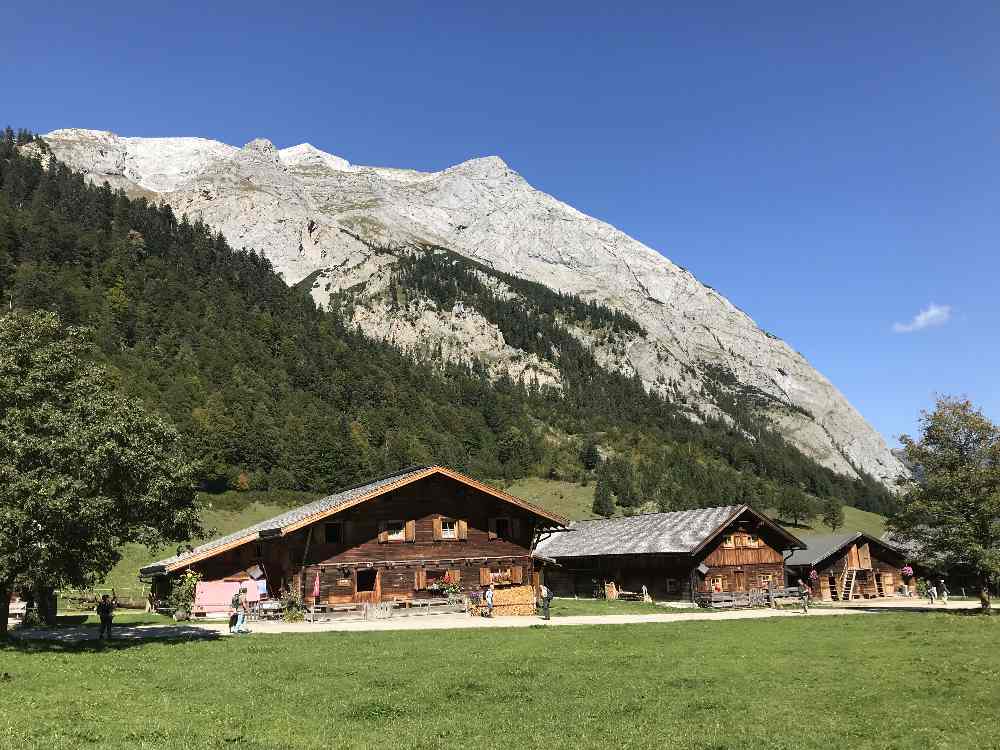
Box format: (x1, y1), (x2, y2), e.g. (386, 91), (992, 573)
(796, 578), (811, 614)
(96, 593), (117, 639)
(484, 584), (494, 618)
(938, 579), (949, 605)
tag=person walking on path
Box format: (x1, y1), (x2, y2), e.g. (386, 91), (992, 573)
(796, 578), (811, 614)
(484, 584), (494, 618)
(938, 579), (949, 605)
(96, 593), (117, 639)
(538, 583), (553, 620)
(927, 581), (938, 605)
(230, 586), (251, 634)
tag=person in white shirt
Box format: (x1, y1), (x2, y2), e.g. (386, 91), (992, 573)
(484, 584), (494, 618)
(538, 583), (553, 620)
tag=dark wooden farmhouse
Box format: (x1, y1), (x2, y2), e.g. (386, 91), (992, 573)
(533, 505), (804, 602)
(785, 532), (910, 600)
(140, 466), (567, 607)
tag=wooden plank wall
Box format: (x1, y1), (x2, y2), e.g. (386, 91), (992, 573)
(190, 473), (545, 602)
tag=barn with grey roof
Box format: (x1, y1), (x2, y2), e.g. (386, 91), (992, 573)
(534, 505), (805, 602)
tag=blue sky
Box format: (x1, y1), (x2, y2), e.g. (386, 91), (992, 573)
(4, 1), (997, 445)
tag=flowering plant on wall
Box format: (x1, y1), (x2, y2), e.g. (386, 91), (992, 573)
(809, 569), (819, 582)
(901, 565), (914, 578)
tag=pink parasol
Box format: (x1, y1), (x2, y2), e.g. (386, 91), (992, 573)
(311, 571), (321, 600)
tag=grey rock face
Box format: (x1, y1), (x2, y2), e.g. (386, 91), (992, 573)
(40, 128), (907, 486)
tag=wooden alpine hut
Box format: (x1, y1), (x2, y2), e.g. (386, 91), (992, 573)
(140, 466), (567, 614)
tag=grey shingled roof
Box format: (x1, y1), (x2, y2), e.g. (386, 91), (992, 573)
(140, 465), (432, 575)
(534, 505), (747, 558)
(785, 532), (901, 567)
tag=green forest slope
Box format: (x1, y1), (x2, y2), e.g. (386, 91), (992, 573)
(2, 128), (896, 560)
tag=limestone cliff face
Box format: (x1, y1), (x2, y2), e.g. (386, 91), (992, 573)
(40, 128), (907, 485)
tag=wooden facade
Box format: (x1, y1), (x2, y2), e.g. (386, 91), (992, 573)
(540, 507), (800, 602)
(786, 534), (910, 601)
(152, 468), (566, 605)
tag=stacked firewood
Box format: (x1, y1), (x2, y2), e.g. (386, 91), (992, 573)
(468, 585), (537, 617)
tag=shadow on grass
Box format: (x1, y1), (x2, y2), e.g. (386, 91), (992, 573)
(2, 624), (220, 652)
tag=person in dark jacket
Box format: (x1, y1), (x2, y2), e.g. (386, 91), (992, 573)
(96, 594), (117, 639)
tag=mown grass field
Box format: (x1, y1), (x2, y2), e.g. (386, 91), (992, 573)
(3, 613), (998, 749)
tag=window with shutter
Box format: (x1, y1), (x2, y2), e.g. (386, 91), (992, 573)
(510, 565), (523, 584)
(385, 520), (405, 542)
(440, 519), (457, 539)
(479, 567), (491, 586)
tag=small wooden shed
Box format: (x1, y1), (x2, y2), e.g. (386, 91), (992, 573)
(785, 532), (910, 600)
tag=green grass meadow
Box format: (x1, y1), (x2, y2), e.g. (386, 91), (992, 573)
(3, 613), (998, 750)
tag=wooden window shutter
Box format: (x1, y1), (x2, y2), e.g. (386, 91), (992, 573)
(405, 520), (416, 543)
(343, 521), (352, 544)
(377, 521), (388, 544)
(457, 520), (468, 540)
(479, 567), (491, 586)
(510, 565), (523, 584)
(511, 518), (522, 540)
(449, 569), (461, 583)
(432, 517), (443, 541)
(488, 518), (497, 540)
(414, 569), (426, 590)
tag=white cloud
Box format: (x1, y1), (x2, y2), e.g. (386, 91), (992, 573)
(892, 303), (952, 334)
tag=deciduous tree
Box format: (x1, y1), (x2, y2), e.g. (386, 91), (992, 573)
(887, 397), (1000, 611)
(0, 312), (201, 634)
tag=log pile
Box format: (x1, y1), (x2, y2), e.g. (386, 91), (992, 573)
(468, 585), (536, 617)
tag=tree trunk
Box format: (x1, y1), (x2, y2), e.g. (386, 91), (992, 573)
(34, 584), (57, 626)
(980, 573), (991, 613)
(0, 582), (9, 638)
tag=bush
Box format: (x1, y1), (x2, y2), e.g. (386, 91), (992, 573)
(281, 590), (305, 622)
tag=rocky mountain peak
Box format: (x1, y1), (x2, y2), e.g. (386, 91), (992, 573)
(40, 128), (909, 488)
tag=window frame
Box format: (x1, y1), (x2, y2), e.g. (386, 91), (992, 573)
(385, 519), (406, 543)
(440, 518), (458, 540)
(722, 535), (736, 549)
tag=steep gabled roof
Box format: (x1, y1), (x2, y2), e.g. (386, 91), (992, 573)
(140, 465), (568, 575)
(786, 531), (901, 568)
(533, 505), (804, 559)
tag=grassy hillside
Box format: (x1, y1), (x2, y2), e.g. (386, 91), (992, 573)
(779, 504), (887, 539)
(99, 493), (316, 594)
(504, 477), (601, 520)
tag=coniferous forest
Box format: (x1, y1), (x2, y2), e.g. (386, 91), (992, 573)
(0, 128), (897, 517)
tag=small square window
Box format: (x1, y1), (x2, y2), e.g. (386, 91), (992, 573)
(386, 521), (405, 542)
(441, 519), (457, 539)
(722, 535), (735, 549)
(325, 523), (343, 544)
(665, 578), (679, 593)
(710, 576), (725, 592)
(495, 518), (511, 539)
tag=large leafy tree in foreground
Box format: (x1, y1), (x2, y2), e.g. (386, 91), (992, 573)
(0, 312), (201, 632)
(888, 397), (1000, 611)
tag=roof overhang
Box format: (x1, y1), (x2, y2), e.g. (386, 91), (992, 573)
(689, 504), (807, 557)
(144, 466), (569, 574)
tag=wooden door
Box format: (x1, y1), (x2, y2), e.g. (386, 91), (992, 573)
(354, 569), (381, 603)
(735, 570), (746, 591)
(858, 543), (872, 569)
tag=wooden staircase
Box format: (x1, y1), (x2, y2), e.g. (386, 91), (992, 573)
(840, 569), (858, 601)
(873, 573), (885, 597)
